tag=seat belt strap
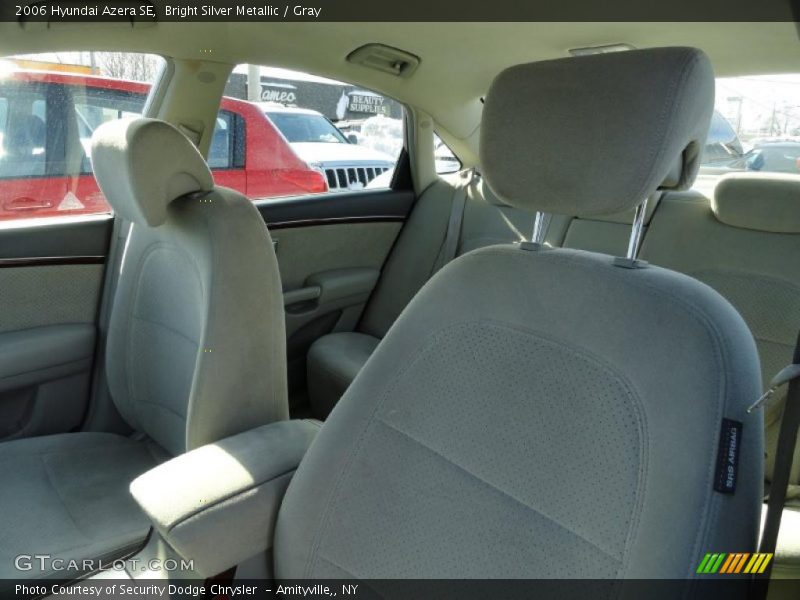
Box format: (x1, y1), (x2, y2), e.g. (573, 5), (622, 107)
(431, 168), (476, 275)
(751, 329), (800, 593)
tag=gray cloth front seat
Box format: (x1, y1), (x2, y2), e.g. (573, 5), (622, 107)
(274, 48), (764, 587)
(0, 118), (288, 580)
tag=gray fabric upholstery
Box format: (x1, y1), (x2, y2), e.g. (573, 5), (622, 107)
(105, 184), (289, 456)
(480, 48), (714, 216)
(278, 246), (763, 581)
(311, 174), (642, 414)
(307, 333), (381, 419)
(131, 420), (320, 578)
(0, 433), (167, 579)
(91, 118), (214, 227)
(0, 118), (288, 580)
(361, 175), (542, 340)
(312, 174), (543, 414)
(311, 178), (655, 415)
(640, 191), (800, 498)
(285, 46), (762, 583)
(712, 172), (800, 233)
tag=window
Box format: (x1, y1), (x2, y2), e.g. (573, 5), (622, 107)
(0, 84), (49, 179)
(267, 110), (348, 144)
(0, 52), (163, 222)
(73, 88), (147, 174)
(696, 74), (800, 194)
(221, 64), (404, 199)
(434, 134), (461, 175)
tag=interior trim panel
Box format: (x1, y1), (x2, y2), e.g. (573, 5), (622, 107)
(0, 216), (113, 260)
(0, 256), (106, 268)
(256, 189), (415, 228)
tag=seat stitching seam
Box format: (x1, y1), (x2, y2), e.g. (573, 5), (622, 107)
(307, 319), (647, 577)
(131, 315), (200, 347)
(375, 417), (625, 562)
(303, 323), (493, 575)
(135, 398), (186, 420)
(165, 469), (296, 534)
(41, 454), (91, 540)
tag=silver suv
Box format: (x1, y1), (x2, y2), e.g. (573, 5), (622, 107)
(259, 104), (395, 191)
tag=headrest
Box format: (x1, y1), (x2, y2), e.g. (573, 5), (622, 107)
(480, 47), (714, 217)
(712, 172), (800, 233)
(91, 118), (214, 227)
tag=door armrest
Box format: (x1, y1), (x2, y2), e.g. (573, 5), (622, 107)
(130, 419), (320, 577)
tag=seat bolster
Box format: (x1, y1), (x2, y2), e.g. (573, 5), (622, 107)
(307, 332), (380, 419)
(0, 433), (165, 580)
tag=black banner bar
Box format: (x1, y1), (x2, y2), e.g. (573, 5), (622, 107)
(2, 578), (795, 600)
(3, 0), (800, 22)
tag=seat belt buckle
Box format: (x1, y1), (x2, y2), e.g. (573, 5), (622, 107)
(748, 363), (800, 413)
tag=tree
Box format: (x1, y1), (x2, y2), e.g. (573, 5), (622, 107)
(94, 52), (160, 82)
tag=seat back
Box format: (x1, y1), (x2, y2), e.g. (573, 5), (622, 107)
(275, 48), (764, 585)
(91, 118), (288, 456)
(641, 175), (800, 490)
(359, 175), (541, 339)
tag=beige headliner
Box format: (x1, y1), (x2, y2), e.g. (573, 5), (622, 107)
(2, 22), (798, 157)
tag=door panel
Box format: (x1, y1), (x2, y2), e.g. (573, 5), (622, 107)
(0, 216), (111, 440)
(258, 189), (414, 405)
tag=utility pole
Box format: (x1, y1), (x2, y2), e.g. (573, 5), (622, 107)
(727, 96), (743, 136)
(247, 64), (261, 102)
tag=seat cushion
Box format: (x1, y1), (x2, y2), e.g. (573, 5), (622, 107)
(0, 432), (165, 579)
(307, 332), (380, 419)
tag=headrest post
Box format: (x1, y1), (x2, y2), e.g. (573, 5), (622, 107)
(625, 197), (649, 261)
(531, 211), (552, 244)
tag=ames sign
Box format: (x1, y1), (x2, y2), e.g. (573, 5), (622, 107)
(261, 88), (297, 104)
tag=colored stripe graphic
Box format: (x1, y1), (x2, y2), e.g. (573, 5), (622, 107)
(719, 554), (736, 573)
(732, 553), (750, 573)
(696, 553), (713, 573)
(697, 553), (774, 574)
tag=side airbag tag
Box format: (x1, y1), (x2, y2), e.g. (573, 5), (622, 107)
(714, 419), (742, 494)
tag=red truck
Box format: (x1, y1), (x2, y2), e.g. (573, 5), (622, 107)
(0, 69), (328, 220)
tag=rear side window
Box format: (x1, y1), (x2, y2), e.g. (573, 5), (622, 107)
(0, 52), (163, 223)
(696, 74), (800, 193)
(434, 133), (461, 175)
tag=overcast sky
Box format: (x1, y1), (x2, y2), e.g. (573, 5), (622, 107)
(716, 74), (800, 135)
